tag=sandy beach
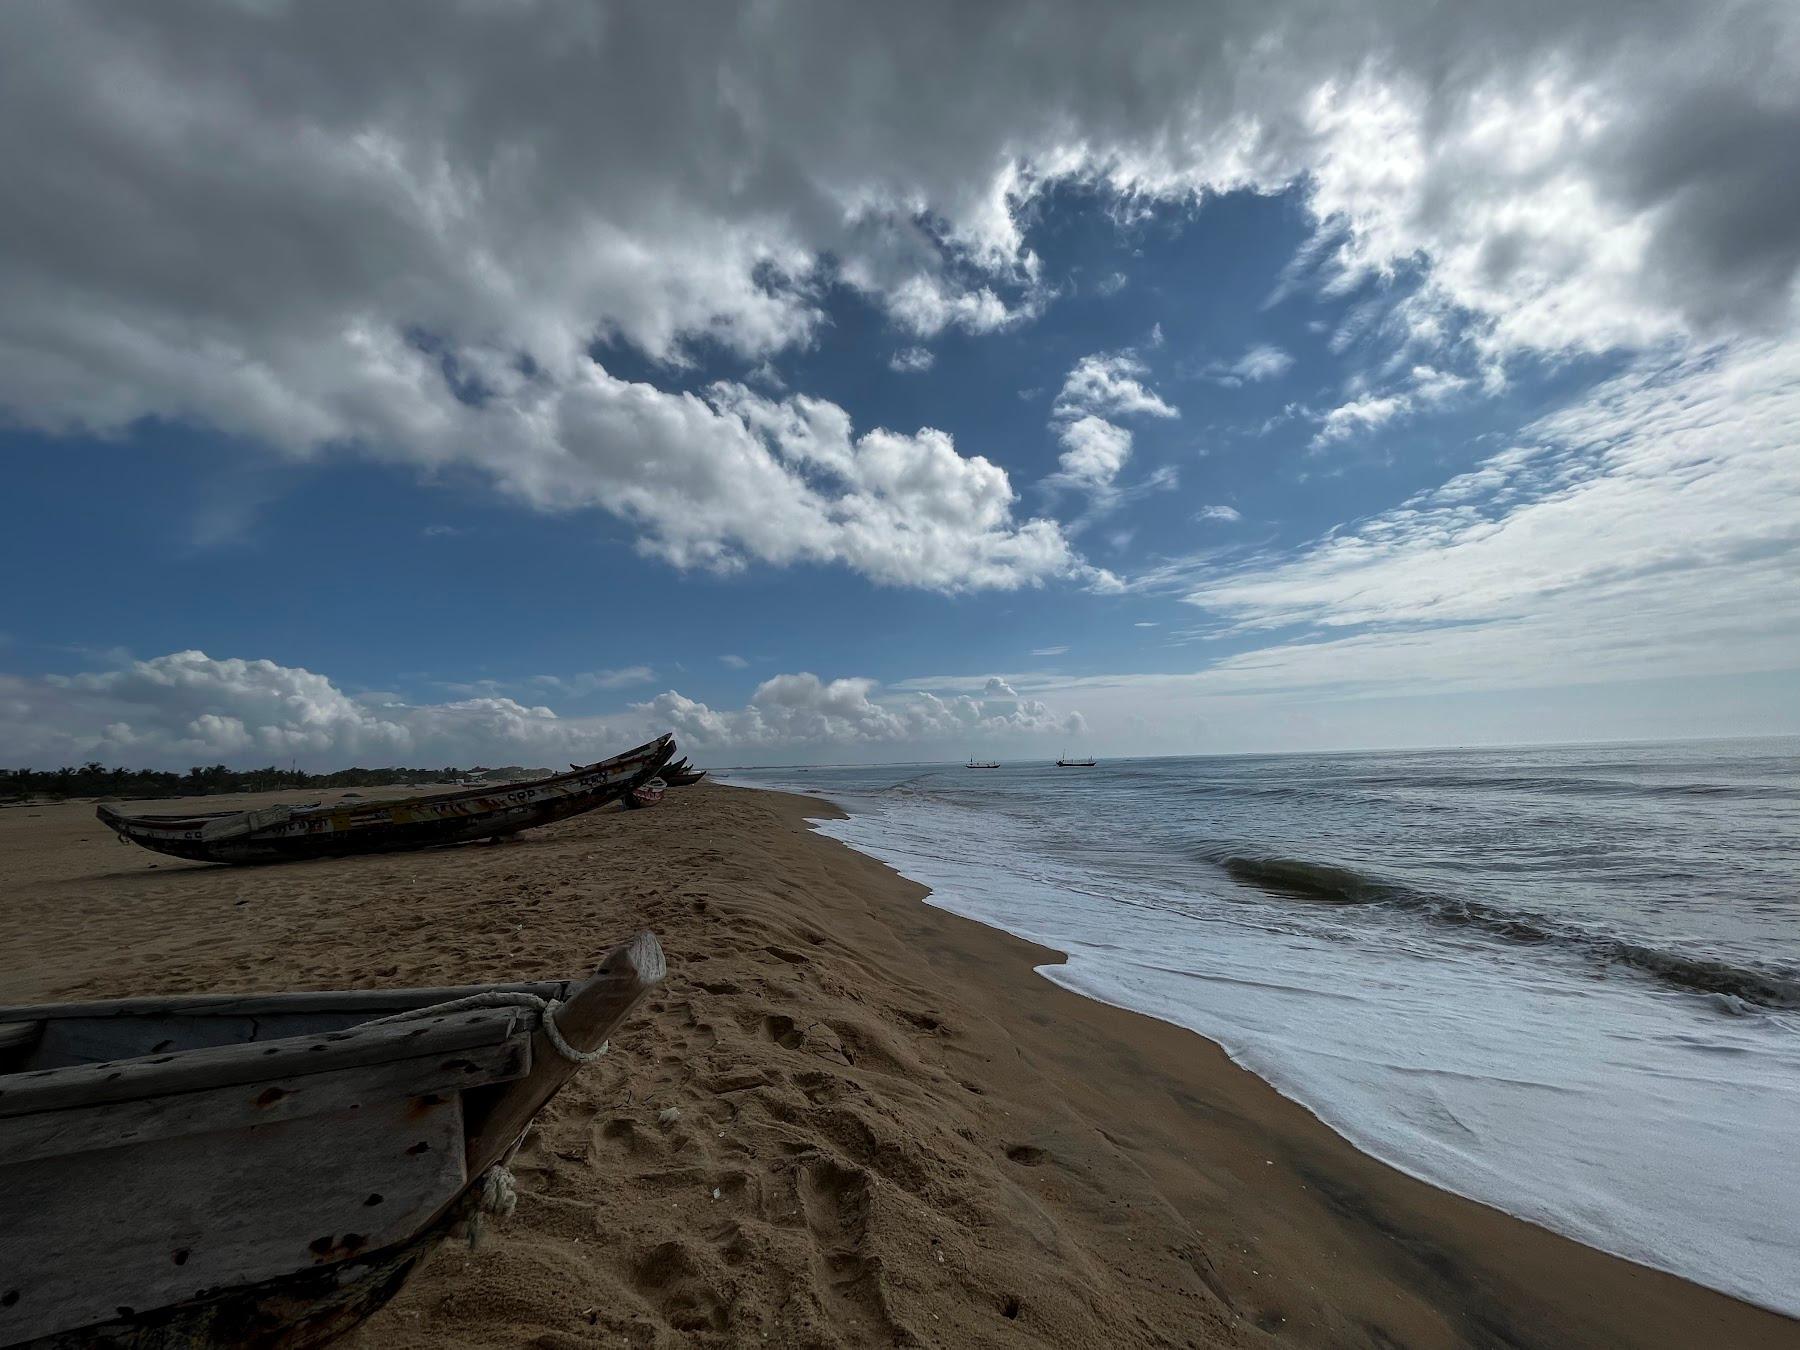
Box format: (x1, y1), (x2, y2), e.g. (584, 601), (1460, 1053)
(2, 782), (1794, 1350)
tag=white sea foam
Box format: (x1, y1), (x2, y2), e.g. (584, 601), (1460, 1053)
(741, 774), (1800, 1317)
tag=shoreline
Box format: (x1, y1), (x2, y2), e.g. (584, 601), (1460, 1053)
(782, 775), (1796, 1320)
(3, 782), (1793, 1347)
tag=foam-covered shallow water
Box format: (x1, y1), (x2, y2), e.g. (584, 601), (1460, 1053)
(725, 739), (1800, 1315)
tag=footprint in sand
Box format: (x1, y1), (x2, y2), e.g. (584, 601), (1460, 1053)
(796, 1158), (898, 1339)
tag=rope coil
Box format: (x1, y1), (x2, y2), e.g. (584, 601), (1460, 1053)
(365, 991), (609, 1064)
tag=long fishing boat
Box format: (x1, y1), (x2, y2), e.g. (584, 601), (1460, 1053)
(96, 734), (677, 866)
(0, 932), (664, 1348)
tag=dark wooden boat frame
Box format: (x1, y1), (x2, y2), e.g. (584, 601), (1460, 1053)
(0, 932), (666, 1348)
(96, 735), (677, 866)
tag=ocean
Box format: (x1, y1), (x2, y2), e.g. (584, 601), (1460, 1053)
(724, 738), (1800, 1316)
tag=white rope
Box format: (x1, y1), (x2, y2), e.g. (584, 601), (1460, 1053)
(365, 991), (609, 1064)
(478, 1164), (518, 1217)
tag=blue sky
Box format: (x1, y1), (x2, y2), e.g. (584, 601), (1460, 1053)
(1, 3), (1796, 767)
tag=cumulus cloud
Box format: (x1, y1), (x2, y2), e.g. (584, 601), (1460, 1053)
(887, 346), (936, 373)
(2, 1), (1797, 591)
(640, 671), (1082, 750)
(2, 650), (1086, 769)
(1051, 415), (1135, 492)
(1047, 351), (1179, 502)
(1052, 354), (1179, 422)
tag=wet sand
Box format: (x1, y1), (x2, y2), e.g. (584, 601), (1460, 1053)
(2, 783), (1794, 1348)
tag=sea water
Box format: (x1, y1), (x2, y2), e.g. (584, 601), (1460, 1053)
(724, 739), (1800, 1316)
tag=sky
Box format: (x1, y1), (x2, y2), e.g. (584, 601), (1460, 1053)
(1, 0), (1797, 769)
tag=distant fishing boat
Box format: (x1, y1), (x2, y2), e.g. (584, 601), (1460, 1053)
(98, 734), (677, 866)
(0, 932), (665, 1348)
(965, 758), (1000, 769)
(1055, 752), (1097, 767)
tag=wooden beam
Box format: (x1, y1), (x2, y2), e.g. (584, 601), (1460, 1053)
(462, 931), (664, 1174)
(0, 979), (569, 1025)
(0, 1007), (524, 1120)
(0, 1033), (531, 1165)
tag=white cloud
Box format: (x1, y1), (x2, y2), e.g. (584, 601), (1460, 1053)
(1134, 621), (1160, 628)
(887, 346), (936, 373)
(3, 650), (1086, 768)
(1204, 343), (1295, 386)
(879, 276), (1034, 339)
(1030, 645), (1070, 656)
(2, 1), (1797, 597)
(640, 671), (1082, 750)
(1051, 415), (1135, 491)
(1197, 504), (1243, 522)
(1053, 353), (1179, 422)
(531, 374), (1077, 589)
(1407, 364), (1472, 404)
(530, 666), (656, 696)
(720, 654), (749, 669)
(1310, 392), (1410, 449)
(0, 4), (1790, 426)
(1047, 351), (1179, 503)
(1181, 339), (1800, 689)
(1305, 363), (1472, 449)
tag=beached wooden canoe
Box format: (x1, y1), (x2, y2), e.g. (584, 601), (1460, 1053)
(96, 734), (677, 866)
(664, 768), (706, 786)
(624, 777), (666, 809)
(0, 931), (665, 1348)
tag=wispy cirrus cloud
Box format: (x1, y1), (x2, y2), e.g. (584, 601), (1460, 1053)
(530, 666), (657, 696)
(1183, 340), (1800, 688)
(1200, 343), (1295, 386)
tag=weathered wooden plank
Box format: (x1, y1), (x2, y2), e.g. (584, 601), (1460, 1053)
(0, 1006), (525, 1120)
(7, 981), (572, 1072)
(0, 1021), (39, 1055)
(0, 1032), (530, 1165)
(0, 1092), (468, 1345)
(0, 978), (569, 1025)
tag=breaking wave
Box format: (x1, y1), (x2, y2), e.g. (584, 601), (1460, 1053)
(1209, 851), (1800, 1011)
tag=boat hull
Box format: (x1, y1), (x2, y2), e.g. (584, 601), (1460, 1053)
(96, 736), (676, 865)
(0, 936), (666, 1349)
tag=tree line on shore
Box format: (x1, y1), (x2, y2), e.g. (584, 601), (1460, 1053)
(3, 763), (542, 800)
